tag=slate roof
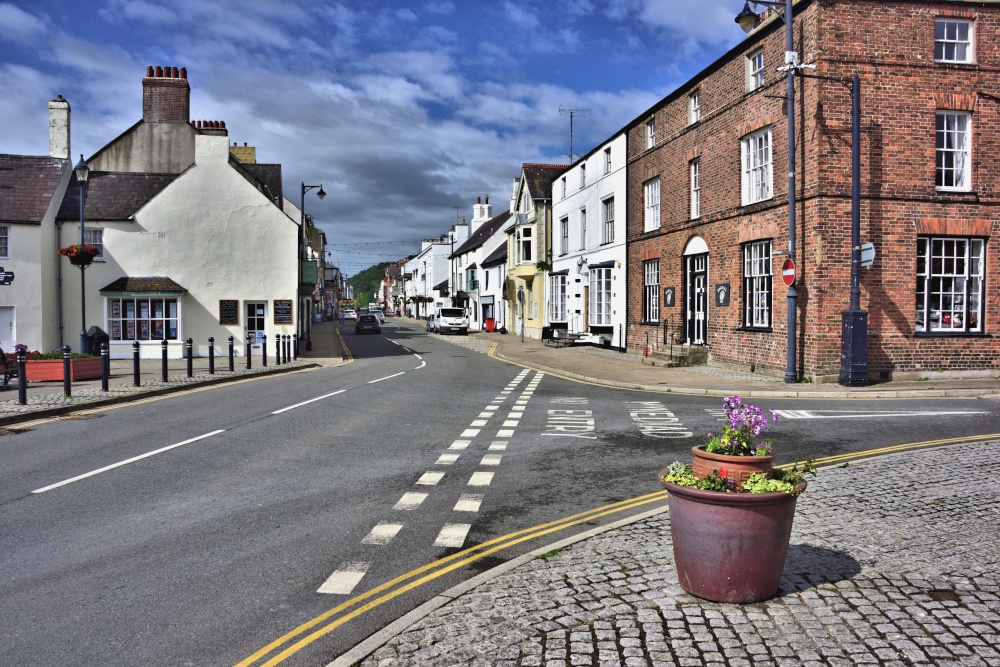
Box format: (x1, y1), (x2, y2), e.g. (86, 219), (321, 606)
(452, 210), (512, 257)
(522, 164), (567, 203)
(481, 241), (508, 268)
(56, 171), (177, 222)
(232, 159), (283, 207)
(0, 154), (69, 224)
(98, 277), (187, 294)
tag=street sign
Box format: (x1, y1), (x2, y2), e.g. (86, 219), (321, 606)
(781, 258), (795, 286)
(860, 242), (876, 267)
(0, 267), (13, 285)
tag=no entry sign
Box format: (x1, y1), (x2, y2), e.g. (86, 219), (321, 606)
(781, 258), (796, 286)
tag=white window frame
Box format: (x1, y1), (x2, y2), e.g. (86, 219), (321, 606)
(935, 18), (973, 64)
(743, 240), (772, 329)
(643, 260), (660, 322)
(579, 207), (587, 250)
(518, 225), (534, 264)
(580, 164), (586, 188)
(561, 177), (567, 199)
(560, 216), (569, 255)
(646, 119), (656, 149)
(690, 159), (701, 219)
(916, 236), (984, 333)
(590, 268), (612, 326)
(689, 91), (701, 124)
(548, 273), (567, 322)
(747, 49), (765, 91)
(936, 111), (971, 191)
(741, 128), (773, 205)
(604, 147), (612, 174)
(0, 226), (8, 258)
(644, 177), (660, 232)
(83, 228), (104, 260)
(107, 297), (181, 342)
(602, 197), (614, 245)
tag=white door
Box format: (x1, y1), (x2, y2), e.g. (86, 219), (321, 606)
(0, 307), (13, 351)
(246, 302), (266, 349)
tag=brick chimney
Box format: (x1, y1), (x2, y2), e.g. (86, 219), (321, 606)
(142, 66), (190, 123)
(48, 95), (70, 159)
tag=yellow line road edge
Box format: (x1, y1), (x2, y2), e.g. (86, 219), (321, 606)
(237, 434), (1000, 666)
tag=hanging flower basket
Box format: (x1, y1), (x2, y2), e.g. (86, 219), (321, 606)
(58, 244), (100, 266)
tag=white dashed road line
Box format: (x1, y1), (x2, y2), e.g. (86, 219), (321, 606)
(468, 471), (494, 486)
(453, 494), (484, 512)
(317, 563), (369, 595)
(416, 471), (445, 485)
(361, 523), (403, 545)
(393, 492), (428, 510)
(433, 523), (472, 548)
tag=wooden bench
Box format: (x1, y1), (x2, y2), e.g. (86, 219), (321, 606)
(1, 348), (18, 387)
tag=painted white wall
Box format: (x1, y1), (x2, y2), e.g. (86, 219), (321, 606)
(60, 133), (298, 358)
(550, 132), (628, 346)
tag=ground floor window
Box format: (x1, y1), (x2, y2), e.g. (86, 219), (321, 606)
(590, 268), (612, 325)
(548, 274), (567, 322)
(742, 239), (772, 328)
(107, 297), (179, 341)
(643, 260), (659, 322)
(916, 236), (983, 333)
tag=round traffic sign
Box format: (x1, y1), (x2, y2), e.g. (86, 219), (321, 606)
(781, 258), (796, 286)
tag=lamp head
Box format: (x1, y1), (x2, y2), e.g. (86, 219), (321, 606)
(74, 154), (89, 183)
(735, 1), (760, 32)
(317, 186), (326, 200)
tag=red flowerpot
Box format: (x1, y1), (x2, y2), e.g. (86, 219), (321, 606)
(691, 445), (774, 488)
(663, 480), (804, 604)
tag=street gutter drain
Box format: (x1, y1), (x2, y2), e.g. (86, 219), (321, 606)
(0, 427), (30, 436)
(927, 589), (961, 602)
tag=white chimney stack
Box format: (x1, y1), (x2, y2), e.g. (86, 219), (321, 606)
(48, 95), (70, 159)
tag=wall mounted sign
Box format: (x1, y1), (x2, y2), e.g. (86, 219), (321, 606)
(273, 299), (293, 324)
(715, 283), (731, 307)
(219, 299), (239, 325)
(663, 286), (675, 308)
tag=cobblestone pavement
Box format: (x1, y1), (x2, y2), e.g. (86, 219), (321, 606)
(354, 442), (1000, 667)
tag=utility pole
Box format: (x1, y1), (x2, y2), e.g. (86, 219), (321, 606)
(559, 107), (589, 163)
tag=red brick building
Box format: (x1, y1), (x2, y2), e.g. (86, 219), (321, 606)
(626, 0), (1000, 381)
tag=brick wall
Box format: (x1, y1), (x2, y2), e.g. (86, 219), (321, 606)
(626, 0), (1000, 378)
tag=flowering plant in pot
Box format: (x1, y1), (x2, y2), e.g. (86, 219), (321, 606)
(690, 395), (780, 486)
(57, 244), (100, 258)
(659, 396), (816, 604)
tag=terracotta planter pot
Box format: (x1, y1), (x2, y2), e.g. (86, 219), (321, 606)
(691, 445), (774, 487)
(24, 357), (102, 382)
(662, 480), (804, 604)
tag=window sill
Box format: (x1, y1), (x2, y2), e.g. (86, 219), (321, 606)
(913, 331), (989, 337)
(736, 326), (773, 333)
(639, 321), (660, 326)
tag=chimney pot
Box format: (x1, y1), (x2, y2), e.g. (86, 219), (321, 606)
(180, 67), (187, 79)
(485, 195), (489, 204)
(477, 196), (481, 204)
(155, 65), (163, 77)
(146, 66), (154, 77)
(171, 66), (179, 77)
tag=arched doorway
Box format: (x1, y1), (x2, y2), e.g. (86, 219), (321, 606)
(683, 236), (709, 345)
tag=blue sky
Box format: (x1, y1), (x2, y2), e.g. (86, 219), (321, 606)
(1, 0), (750, 275)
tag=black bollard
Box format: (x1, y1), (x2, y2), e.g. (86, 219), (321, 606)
(246, 333), (253, 369)
(208, 337), (215, 374)
(161, 339), (168, 382)
(133, 341), (140, 386)
(292, 334), (298, 361)
(100, 342), (109, 392)
(275, 334), (282, 365)
(261, 334), (268, 367)
(228, 336), (235, 372)
(16, 348), (27, 405)
(285, 335), (291, 363)
(62, 346), (72, 397)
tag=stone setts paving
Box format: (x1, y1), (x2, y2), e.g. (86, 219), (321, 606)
(360, 442), (1000, 667)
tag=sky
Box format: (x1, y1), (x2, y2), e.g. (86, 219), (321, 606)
(0, 0), (752, 276)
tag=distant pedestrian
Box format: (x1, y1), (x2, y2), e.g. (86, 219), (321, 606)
(338, 311), (344, 325)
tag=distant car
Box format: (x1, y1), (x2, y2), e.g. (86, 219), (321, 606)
(343, 309), (358, 321)
(370, 308), (385, 323)
(355, 313), (381, 335)
(426, 313), (437, 332)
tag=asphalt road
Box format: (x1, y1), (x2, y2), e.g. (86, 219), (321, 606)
(2, 320), (998, 666)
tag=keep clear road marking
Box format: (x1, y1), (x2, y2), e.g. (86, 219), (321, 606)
(32, 430), (226, 494)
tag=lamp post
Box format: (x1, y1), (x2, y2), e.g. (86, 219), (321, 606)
(736, 0), (800, 383)
(300, 182), (325, 352)
(74, 155), (90, 353)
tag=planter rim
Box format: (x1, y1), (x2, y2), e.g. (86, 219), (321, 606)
(662, 480), (806, 506)
(691, 444), (775, 464)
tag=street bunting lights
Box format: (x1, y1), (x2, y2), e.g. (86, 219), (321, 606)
(300, 182), (325, 351)
(736, 0), (807, 383)
(74, 155), (90, 354)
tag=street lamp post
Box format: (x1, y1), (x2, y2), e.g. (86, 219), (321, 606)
(74, 155), (90, 353)
(300, 182), (325, 352)
(736, 0), (801, 383)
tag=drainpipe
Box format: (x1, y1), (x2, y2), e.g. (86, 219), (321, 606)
(56, 221), (64, 347)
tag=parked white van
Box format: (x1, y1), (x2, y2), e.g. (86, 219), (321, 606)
(435, 307), (469, 335)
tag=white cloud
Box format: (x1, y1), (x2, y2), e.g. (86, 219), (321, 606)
(0, 3), (47, 44)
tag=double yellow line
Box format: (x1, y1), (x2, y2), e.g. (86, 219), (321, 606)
(236, 489), (670, 666)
